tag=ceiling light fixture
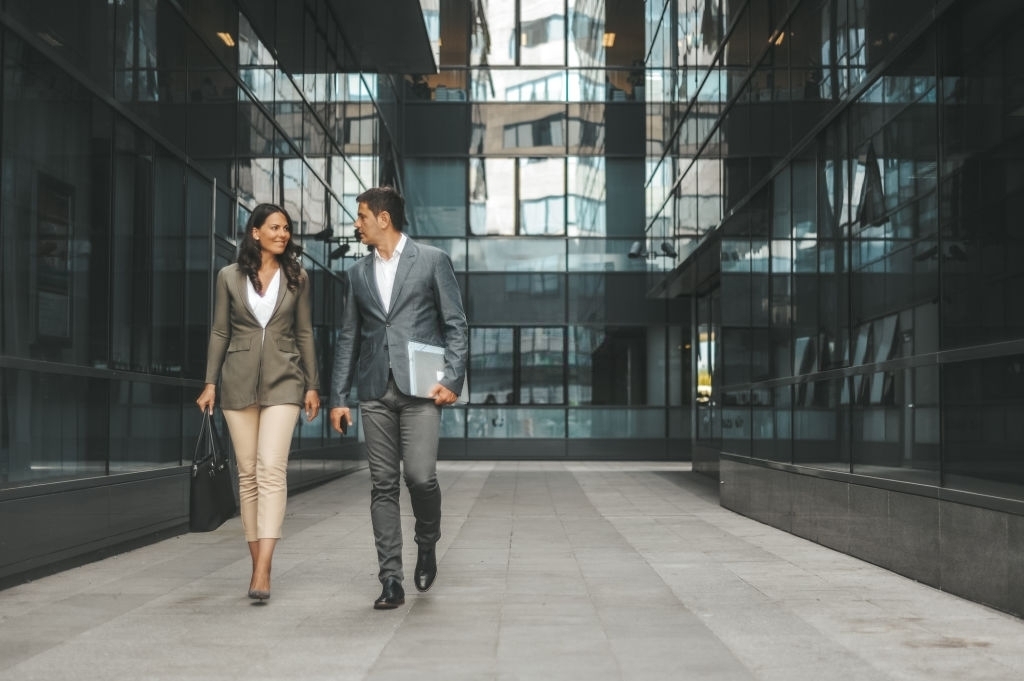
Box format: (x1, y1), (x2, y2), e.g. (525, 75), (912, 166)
(602, 32), (616, 48)
(216, 32), (236, 47)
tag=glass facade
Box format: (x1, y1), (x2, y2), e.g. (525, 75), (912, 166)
(0, 0), (685, 502)
(0, 0), (391, 491)
(646, 0), (1024, 502)
(403, 0), (688, 452)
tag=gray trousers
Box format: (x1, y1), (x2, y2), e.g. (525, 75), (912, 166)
(360, 376), (442, 584)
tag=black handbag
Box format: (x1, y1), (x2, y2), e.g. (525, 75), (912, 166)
(189, 410), (237, 532)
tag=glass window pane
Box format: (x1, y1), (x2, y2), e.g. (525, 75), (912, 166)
(469, 327), (514, 405)
(943, 356), (1024, 498)
(472, 1), (516, 66)
(470, 158), (515, 234)
(567, 103), (605, 154)
(519, 158), (565, 235)
(473, 69), (568, 102)
(568, 238), (645, 272)
(466, 273), (566, 324)
(520, 327), (565, 404)
(405, 159), (467, 237)
(471, 104), (566, 154)
(109, 380), (185, 473)
(1, 370), (109, 488)
(568, 408), (666, 438)
(468, 238), (564, 271)
(567, 157), (605, 236)
(568, 326), (652, 405)
(521, 10), (566, 66)
(467, 407), (566, 437)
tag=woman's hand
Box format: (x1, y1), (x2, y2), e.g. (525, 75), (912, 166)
(196, 384), (216, 413)
(304, 390), (321, 421)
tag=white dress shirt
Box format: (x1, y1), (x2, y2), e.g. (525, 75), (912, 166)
(374, 233), (407, 314)
(247, 267), (281, 329)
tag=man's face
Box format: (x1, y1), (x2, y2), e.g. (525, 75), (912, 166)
(354, 202), (383, 247)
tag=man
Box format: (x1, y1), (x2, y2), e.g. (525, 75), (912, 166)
(330, 186), (468, 610)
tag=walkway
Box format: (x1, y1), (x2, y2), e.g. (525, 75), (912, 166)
(1, 461), (1022, 680)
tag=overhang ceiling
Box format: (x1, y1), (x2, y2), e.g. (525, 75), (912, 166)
(240, 0), (436, 75)
(328, 0), (437, 74)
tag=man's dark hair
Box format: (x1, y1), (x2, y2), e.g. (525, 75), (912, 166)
(357, 186), (406, 232)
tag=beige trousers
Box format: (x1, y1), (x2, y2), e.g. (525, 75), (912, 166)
(222, 404), (300, 542)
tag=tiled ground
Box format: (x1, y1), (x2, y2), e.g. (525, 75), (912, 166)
(1, 461), (1022, 681)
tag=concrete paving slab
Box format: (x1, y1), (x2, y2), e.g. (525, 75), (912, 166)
(1, 461), (1022, 681)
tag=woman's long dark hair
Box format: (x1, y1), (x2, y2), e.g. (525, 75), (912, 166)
(237, 203), (303, 292)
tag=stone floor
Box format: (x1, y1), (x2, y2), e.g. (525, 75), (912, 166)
(1, 461), (1022, 681)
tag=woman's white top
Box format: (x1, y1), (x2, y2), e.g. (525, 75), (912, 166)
(247, 268), (281, 329)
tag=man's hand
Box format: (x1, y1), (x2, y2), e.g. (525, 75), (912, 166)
(428, 383), (458, 406)
(330, 406), (352, 434)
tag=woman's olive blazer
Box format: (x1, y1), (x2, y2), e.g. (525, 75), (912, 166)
(204, 263), (320, 410)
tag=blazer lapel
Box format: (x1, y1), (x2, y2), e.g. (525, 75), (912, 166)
(388, 240), (417, 314)
(361, 257), (386, 314)
(234, 269), (259, 321)
(269, 270), (288, 318)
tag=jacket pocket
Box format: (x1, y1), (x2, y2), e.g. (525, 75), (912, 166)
(228, 337), (252, 353)
(276, 337), (298, 354)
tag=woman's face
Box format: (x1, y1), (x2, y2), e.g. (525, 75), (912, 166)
(252, 211), (291, 255)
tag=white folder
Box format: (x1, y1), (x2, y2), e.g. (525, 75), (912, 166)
(407, 341), (467, 404)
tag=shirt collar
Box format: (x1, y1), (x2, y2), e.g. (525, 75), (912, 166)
(374, 233), (408, 263)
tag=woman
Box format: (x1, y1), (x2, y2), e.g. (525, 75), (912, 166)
(196, 203), (320, 602)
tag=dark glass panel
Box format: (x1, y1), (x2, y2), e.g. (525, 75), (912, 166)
(471, 103), (567, 155)
(944, 355), (1024, 499)
(0, 369), (109, 488)
(568, 326), (650, 406)
(184, 170), (214, 380)
(519, 327), (565, 404)
(567, 273), (668, 325)
(466, 273), (565, 324)
(2, 34), (113, 366)
(793, 378), (846, 470)
(109, 379), (184, 472)
(152, 154), (185, 375)
(405, 159), (468, 237)
(469, 327), (514, 405)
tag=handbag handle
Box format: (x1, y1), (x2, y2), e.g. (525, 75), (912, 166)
(191, 410), (227, 476)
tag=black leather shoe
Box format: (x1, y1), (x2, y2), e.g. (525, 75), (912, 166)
(373, 577), (405, 610)
(414, 545), (437, 592)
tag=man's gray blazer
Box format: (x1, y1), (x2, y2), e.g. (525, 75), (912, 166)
(330, 238), (468, 406)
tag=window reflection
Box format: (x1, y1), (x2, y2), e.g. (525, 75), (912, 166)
(0, 10), (372, 491)
(477, 69), (566, 102)
(520, 11), (566, 66)
(405, 159), (468, 236)
(568, 158), (605, 235)
(520, 327), (565, 404)
(471, 104), (566, 154)
(519, 158), (565, 235)
(470, 158), (515, 235)
(471, 0), (515, 66)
